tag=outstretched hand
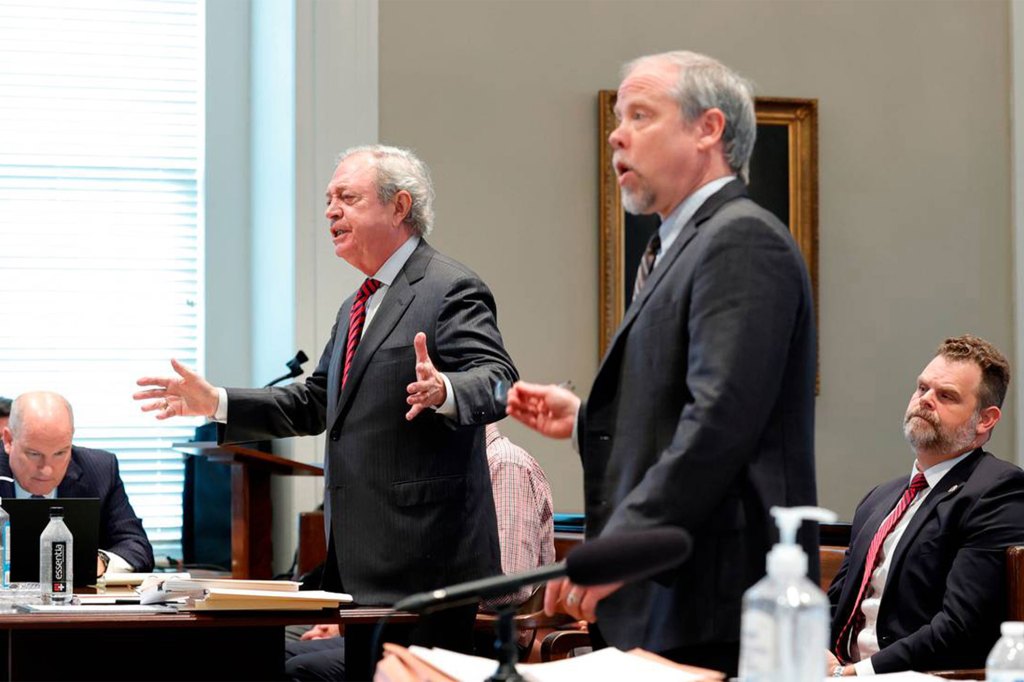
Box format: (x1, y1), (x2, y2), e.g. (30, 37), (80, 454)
(134, 358), (220, 419)
(506, 381), (580, 439)
(405, 332), (447, 421)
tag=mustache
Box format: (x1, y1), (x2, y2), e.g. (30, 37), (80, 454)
(905, 409), (939, 427)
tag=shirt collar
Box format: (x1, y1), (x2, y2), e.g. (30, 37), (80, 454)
(485, 423), (501, 448)
(913, 449), (974, 490)
(371, 235), (420, 287)
(14, 480), (55, 499)
(657, 175), (736, 254)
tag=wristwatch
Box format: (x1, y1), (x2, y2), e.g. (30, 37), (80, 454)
(98, 550), (111, 573)
(832, 664), (846, 677)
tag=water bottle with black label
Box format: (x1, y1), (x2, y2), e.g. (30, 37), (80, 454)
(39, 507), (72, 604)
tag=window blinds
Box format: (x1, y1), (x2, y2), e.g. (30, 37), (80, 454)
(0, 0), (204, 559)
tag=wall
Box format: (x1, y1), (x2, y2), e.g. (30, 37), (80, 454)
(378, 0), (1014, 518)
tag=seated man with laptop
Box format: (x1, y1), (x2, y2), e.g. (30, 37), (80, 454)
(0, 392), (154, 578)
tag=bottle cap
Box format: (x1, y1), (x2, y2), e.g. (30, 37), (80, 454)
(48, 507), (64, 518)
(1002, 621), (1024, 637)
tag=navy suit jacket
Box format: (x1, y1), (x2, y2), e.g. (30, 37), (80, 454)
(0, 445), (154, 571)
(220, 240), (517, 605)
(828, 449), (1024, 673)
(580, 180), (818, 653)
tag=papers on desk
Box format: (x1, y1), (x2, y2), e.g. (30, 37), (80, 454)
(101, 571), (192, 587)
(407, 646), (715, 681)
(17, 604), (178, 614)
(138, 577), (351, 611)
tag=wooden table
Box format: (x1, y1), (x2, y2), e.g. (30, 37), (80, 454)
(174, 442), (323, 579)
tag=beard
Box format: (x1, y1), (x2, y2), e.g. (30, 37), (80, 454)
(903, 407), (979, 454)
(620, 181), (656, 215)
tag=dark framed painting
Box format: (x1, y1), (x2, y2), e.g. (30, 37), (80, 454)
(598, 93), (819, 385)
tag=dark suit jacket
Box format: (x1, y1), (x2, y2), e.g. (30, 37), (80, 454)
(0, 445), (154, 571)
(221, 240), (517, 605)
(580, 180), (817, 653)
(828, 449), (1024, 673)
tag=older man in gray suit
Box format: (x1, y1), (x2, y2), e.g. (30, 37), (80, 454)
(135, 145), (517, 662)
(508, 51), (817, 676)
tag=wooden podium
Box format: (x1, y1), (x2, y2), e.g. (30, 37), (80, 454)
(174, 442), (323, 579)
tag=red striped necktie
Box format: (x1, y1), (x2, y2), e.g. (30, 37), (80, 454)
(342, 278), (382, 389)
(834, 472), (929, 661)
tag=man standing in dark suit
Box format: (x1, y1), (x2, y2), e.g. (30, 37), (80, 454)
(507, 51), (816, 675)
(0, 392), (154, 574)
(134, 145), (517, 657)
(827, 335), (1024, 676)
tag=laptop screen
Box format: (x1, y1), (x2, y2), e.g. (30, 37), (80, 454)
(4, 498), (101, 587)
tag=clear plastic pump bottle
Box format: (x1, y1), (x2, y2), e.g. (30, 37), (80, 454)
(39, 506), (73, 604)
(987, 621), (1024, 682)
(738, 506), (838, 682)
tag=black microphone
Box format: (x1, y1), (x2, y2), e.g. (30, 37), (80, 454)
(264, 350), (309, 388)
(392, 526), (691, 614)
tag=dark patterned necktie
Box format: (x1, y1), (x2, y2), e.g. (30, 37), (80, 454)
(632, 232), (661, 302)
(834, 472), (929, 661)
(342, 278), (382, 388)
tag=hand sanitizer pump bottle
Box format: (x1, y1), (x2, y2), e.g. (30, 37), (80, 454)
(0, 476), (14, 590)
(738, 506), (837, 682)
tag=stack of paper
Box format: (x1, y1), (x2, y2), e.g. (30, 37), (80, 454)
(138, 577), (352, 611)
(184, 588), (352, 611)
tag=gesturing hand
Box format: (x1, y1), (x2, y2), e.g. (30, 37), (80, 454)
(506, 381), (581, 439)
(134, 358), (220, 419)
(405, 332), (447, 421)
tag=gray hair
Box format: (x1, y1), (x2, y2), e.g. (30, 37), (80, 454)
(624, 51), (757, 181)
(9, 392), (75, 435)
(338, 145), (435, 236)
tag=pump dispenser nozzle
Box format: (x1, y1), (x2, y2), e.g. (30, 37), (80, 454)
(767, 506), (838, 579)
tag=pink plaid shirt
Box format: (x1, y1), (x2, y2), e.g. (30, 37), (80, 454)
(480, 424), (556, 611)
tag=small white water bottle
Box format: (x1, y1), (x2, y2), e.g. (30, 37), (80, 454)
(39, 507), (73, 604)
(987, 621), (1024, 682)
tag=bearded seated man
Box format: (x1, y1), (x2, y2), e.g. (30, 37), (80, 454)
(826, 334), (1024, 677)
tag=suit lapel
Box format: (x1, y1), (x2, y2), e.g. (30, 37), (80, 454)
(601, 180), (749, 365)
(333, 240), (433, 422)
(883, 450), (983, 591)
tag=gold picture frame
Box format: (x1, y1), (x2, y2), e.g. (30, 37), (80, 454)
(598, 93), (819, 378)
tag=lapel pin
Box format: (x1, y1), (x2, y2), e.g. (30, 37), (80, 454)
(947, 484), (960, 494)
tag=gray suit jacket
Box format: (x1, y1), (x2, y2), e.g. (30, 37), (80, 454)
(221, 240), (517, 605)
(580, 180), (817, 653)
(0, 445), (155, 571)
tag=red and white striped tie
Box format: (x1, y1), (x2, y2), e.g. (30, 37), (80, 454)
(834, 472), (929, 661)
(342, 278), (382, 389)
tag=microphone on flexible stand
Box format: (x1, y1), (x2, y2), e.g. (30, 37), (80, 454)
(263, 350), (309, 388)
(387, 527), (692, 682)
(393, 526), (693, 614)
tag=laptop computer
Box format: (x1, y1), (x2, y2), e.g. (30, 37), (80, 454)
(4, 498), (101, 587)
